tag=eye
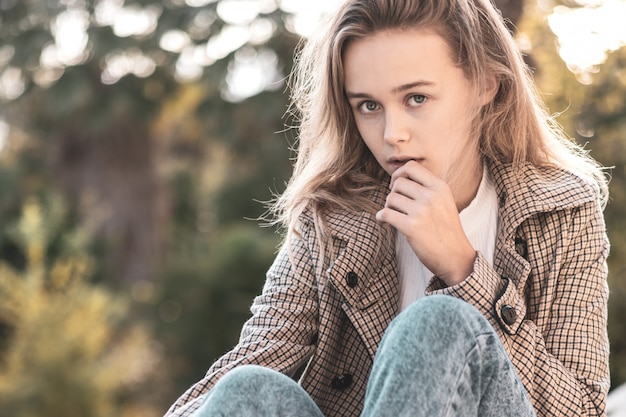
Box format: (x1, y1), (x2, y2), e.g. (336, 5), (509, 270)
(408, 94), (427, 106)
(358, 100), (380, 113)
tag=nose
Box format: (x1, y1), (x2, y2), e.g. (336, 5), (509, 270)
(383, 109), (411, 145)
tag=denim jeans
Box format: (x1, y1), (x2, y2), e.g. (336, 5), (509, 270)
(193, 295), (536, 417)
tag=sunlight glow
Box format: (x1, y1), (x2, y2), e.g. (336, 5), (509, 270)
(175, 45), (214, 81)
(94, 0), (124, 26)
(0, 119), (8, 152)
(160, 30), (192, 53)
(0, 46), (14, 68)
(206, 25), (250, 60)
(39, 9), (90, 70)
(216, 0), (338, 100)
(33, 67), (65, 88)
(280, 0), (341, 37)
(222, 47), (283, 102)
(217, 0), (261, 25)
(188, 9), (217, 40)
(101, 49), (157, 85)
(55, 10), (90, 64)
(3, 0), (622, 100)
(112, 5), (161, 38)
(185, 0), (218, 6)
(548, 0), (626, 81)
(0, 67), (25, 100)
(95, 0), (161, 37)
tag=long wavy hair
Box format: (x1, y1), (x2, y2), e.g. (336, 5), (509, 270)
(271, 0), (608, 244)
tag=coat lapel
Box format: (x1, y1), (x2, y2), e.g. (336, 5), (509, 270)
(324, 186), (399, 359)
(490, 161), (598, 288)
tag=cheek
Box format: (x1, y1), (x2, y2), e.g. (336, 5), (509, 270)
(360, 135), (381, 158)
(449, 99), (479, 135)
(438, 113), (475, 152)
(423, 131), (472, 177)
(355, 120), (378, 148)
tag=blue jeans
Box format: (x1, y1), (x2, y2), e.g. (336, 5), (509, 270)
(193, 295), (536, 417)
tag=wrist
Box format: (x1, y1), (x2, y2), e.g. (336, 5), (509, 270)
(443, 250), (476, 286)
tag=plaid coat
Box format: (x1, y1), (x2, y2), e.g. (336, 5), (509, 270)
(165, 161), (610, 417)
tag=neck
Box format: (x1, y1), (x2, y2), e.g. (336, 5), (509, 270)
(454, 160), (484, 212)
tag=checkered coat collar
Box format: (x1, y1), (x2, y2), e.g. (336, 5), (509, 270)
(305, 183), (398, 358)
(488, 160), (598, 236)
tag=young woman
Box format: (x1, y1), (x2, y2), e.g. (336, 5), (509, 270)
(165, 0), (610, 416)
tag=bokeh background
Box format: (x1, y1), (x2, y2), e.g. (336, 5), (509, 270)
(0, 0), (625, 416)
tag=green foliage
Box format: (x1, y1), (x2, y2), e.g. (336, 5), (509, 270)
(140, 135), (288, 393)
(0, 0), (300, 285)
(154, 221), (279, 390)
(0, 0), (298, 410)
(0, 0), (297, 131)
(0, 197), (161, 417)
(579, 49), (626, 389)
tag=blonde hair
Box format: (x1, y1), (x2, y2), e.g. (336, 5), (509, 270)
(272, 0), (608, 242)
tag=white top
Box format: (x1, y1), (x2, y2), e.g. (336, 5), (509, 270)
(397, 166), (499, 311)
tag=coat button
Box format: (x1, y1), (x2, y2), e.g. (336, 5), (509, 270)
(501, 305), (517, 325)
(331, 373), (353, 390)
(346, 271), (359, 288)
(498, 192), (507, 208)
(514, 237), (528, 259)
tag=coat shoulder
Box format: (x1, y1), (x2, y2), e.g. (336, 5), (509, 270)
(490, 162), (600, 213)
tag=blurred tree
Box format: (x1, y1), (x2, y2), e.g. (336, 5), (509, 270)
(0, 195), (162, 417)
(0, 0), (299, 283)
(572, 49), (626, 389)
(147, 83), (294, 394)
(0, 2), (299, 413)
(0, 0), (298, 412)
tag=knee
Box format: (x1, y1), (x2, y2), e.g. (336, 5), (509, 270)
(389, 295), (493, 341)
(398, 295), (474, 322)
(216, 365), (278, 390)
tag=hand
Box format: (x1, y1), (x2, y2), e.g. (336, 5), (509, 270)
(376, 161), (476, 286)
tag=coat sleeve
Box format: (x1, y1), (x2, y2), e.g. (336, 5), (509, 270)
(164, 232), (320, 417)
(426, 199), (610, 417)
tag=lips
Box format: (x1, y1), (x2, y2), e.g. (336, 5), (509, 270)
(387, 157), (422, 172)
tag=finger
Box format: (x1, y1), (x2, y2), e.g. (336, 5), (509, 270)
(376, 206), (422, 240)
(390, 160), (438, 189)
(384, 191), (415, 215)
(376, 206), (408, 229)
(390, 176), (428, 200)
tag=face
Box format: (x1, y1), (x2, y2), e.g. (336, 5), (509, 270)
(343, 29), (486, 200)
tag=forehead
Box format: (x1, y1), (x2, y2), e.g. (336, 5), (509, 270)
(343, 29), (464, 91)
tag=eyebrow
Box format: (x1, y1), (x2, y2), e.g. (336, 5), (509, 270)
(345, 80), (436, 99)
